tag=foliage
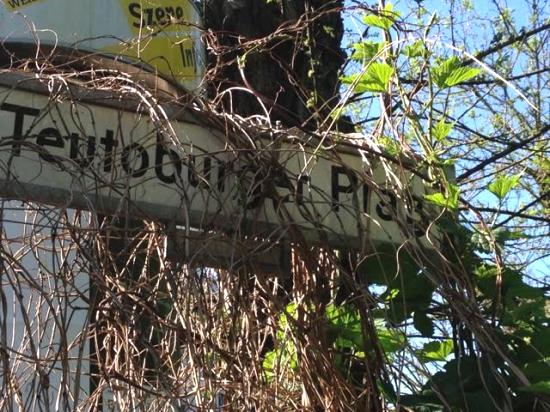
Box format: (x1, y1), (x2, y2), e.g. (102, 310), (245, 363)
(323, 1), (550, 409)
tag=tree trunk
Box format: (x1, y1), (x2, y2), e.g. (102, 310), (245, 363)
(204, 0), (346, 129)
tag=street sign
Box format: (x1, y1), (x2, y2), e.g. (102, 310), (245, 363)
(0, 0), (205, 91)
(0, 81), (439, 250)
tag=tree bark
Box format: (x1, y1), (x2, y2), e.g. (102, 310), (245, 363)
(204, 0), (346, 129)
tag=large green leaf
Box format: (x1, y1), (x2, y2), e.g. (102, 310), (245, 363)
(432, 56), (481, 88)
(413, 357), (507, 411)
(326, 304), (364, 349)
(357, 244), (416, 285)
(418, 340), (454, 362)
(327, 305), (406, 355)
(276, 302), (298, 339)
(424, 184), (460, 210)
(362, 3), (399, 30)
(358, 244), (434, 324)
(342, 62), (394, 93)
(262, 344), (298, 383)
(494, 229), (527, 246)
(376, 319), (406, 353)
(351, 41), (383, 62)
(524, 360), (550, 382)
(488, 174), (521, 199)
(432, 119), (454, 141)
(444, 66), (482, 87)
(532, 328), (550, 357)
(403, 40), (427, 58)
(518, 381), (550, 395)
(476, 266), (544, 303)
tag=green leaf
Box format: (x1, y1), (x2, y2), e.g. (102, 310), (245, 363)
(357, 245), (433, 324)
(380, 378), (398, 403)
(363, 3), (399, 30)
(432, 56), (481, 88)
(263, 342), (299, 383)
(326, 304), (364, 349)
(444, 66), (482, 87)
(518, 381), (550, 395)
(400, 393), (442, 409)
(524, 361), (550, 382)
(494, 229), (527, 245)
(351, 41), (383, 62)
(424, 184), (460, 210)
(378, 136), (400, 155)
(342, 62), (394, 93)
(488, 174), (521, 199)
(376, 320), (406, 353)
(403, 40), (426, 58)
(262, 350), (277, 382)
(419, 357), (507, 410)
(476, 266), (545, 309)
(532, 328), (550, 357)
(418, 340), (454, 362)
(357, 244), (419, 286)
(360, 62), (394, 92)
(432, 119), (454, 141)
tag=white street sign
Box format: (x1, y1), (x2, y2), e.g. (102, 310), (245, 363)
(0, 83), (439, 250)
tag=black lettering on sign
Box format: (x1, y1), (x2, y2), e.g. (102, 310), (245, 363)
(100, 130), (117, 172)
(296, 175), (310, 206)
(0, 103), (40, 155)
(217, 160), (230, 192)
(144, 7), (154, 26)
(36, 127), (64, 163)
(6, 0), (42, 9)
(179, 43), (197, 72)
(405, 194), (427, 238)
(69, 133), (96, 168)
(128, 2), (144, 28)
(363, 184), (370, 214)
(121, 143), (149, 177)
(270, 168), (293, 211)
(155, 7), (166, 24)
(187, 155), (212, 187)
(155, 134), (182, 184)
(233, 164), (265, 210)
(331, 166), (358, 211)
(128, 3), (185, 28)
(376, 189), (397, 221)
(271, 173), (311, 209)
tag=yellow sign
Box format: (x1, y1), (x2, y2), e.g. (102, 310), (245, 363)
(2, 0), (45, 11)
(0, 0), (204, 90)
(114, 1), (202, 84)
(102, 37), (200, 83)
(119, 0), (194, 34)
